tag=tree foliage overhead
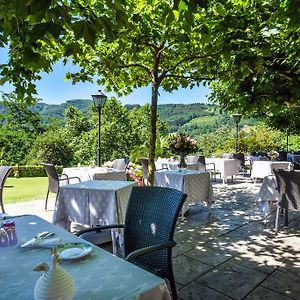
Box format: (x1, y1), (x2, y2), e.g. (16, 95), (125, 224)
(0, 0), (128, 103)
(207, 0), (300, 125)
(1, 0), (299, 178)
(63, 0), (232, 183)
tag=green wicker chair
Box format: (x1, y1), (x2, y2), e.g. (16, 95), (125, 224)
(77, 186), (187, 299)
(274, 169), (300, 233)
(41, 163), (81, 210)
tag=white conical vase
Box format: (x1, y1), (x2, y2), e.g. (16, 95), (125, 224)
(34, 247), (75, 300)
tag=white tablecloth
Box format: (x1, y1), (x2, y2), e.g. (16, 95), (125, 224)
(154, 170), (214, 215)
(256, 175), (278, 216)
(0, 215), (171, 300)
(155, 160), (205, 172)
(53, 180), (136, 230)
(206, 158), (240, 183)
(251, 161), (291, 179)
(62, 167), (126, 184)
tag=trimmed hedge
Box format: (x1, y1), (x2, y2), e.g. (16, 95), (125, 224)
(9, 165), (64, 178)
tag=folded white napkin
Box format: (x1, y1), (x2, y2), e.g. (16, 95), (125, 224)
(21, 237), (63, 248)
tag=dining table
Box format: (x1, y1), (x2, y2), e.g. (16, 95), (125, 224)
(154, 170), (214, 215)
(0, 215), (171, 300)
(205, 158), (240, 183)
(53, 180), (136, 231)
(251, 161), (291, 181)
(61, 166), (126, 184)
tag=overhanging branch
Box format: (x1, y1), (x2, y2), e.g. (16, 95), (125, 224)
(164, 74), (215, 81)
(118, 63), (151, 76)
(162, 48), (224, 76)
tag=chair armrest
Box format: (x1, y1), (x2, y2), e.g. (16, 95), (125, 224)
(75, 224), (124, 236)
(58, 177), (71, 182)
(58, 173), (68, 179)
(68, 176), (81, 182)
(205, 162), (216, 171)
(58, 174), (81, 183)
(125, 241), (176, 262)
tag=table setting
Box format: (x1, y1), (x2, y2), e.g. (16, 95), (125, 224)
(0, 215), (171, 299)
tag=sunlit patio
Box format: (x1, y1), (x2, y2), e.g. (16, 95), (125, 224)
(5, 176), (300, 300)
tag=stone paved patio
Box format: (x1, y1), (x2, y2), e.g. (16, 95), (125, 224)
(4, 176), (300, 300)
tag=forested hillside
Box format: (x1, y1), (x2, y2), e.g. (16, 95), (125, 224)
(0, 99), (256, 136)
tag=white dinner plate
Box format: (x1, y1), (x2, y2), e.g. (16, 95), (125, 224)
(57, 243), (92, 260)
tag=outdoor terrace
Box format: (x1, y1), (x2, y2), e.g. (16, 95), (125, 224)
(5, 176), (300, 300)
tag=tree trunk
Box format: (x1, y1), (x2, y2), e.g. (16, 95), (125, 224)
(148, 83), (159, 185)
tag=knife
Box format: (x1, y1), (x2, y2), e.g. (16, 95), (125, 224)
(20, 232), (54, 248)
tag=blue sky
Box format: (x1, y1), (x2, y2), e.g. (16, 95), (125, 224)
(0, 48), (210, 105)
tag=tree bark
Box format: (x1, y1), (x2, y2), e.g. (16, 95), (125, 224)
(148, 83), (159, 185)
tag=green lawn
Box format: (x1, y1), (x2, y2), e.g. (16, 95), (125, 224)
(3, 177), (49, 204)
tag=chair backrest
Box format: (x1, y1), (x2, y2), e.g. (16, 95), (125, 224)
(198, 155), (206, 166)
(123, 186), (187, 276)
(41, 163), (60, 193)
(277, 151), (287, 161)
(113, 159), (126, 170)
(0, 166), (12, 189)
(233, 153), (245, 167)
(140, 158), (150, 180)
(186, 155), (199, 164)
(93, 171), (126, 181)
(274, 169), (300, 210)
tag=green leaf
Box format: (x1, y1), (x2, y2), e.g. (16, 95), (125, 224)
(72, 21), (96, 46)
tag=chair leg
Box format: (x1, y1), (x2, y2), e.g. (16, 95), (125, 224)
(284, 209), (288, 228)
(45, 190), (49, 210)
(54, 192), (59, 208)
(275, 207), (280, 233)
(168, 272), (178, 300)
(0, 192), (5, 213)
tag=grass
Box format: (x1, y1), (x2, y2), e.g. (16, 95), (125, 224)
(3, 177), (49, 204)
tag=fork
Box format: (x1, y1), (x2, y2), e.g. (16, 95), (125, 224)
(32, 232), (55, 246)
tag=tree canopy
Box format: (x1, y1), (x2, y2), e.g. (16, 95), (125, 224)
(208, 0), (300, 126)
(1, 0), (299, 182)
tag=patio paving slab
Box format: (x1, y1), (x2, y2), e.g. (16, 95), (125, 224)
(178, 281), (233, 300)
(261, 270), (300, 299)
(184, 245), (233, 266)
(173, 255), (213, 285)
(245, 286), (295, 300)
(196, 260), (267, 299)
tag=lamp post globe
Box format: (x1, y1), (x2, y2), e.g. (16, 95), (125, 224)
(91, 90), (108, 167)
(233, 113), (242, 153)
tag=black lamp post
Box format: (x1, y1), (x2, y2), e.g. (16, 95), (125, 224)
(91, 90), (108, 167)
(233, 113), (242, 153)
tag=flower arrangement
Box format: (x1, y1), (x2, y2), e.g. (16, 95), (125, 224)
(126, 162), (143, 185)
(168, 133), (198, 156)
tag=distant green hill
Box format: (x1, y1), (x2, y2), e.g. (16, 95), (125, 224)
(157, 103), (217, 132)
(31, 99), (93, 121)
(0, 99), (257, 136)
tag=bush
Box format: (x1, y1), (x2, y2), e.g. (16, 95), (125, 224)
(9, 165), (63, 177)
(25, 129), (73, 166)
